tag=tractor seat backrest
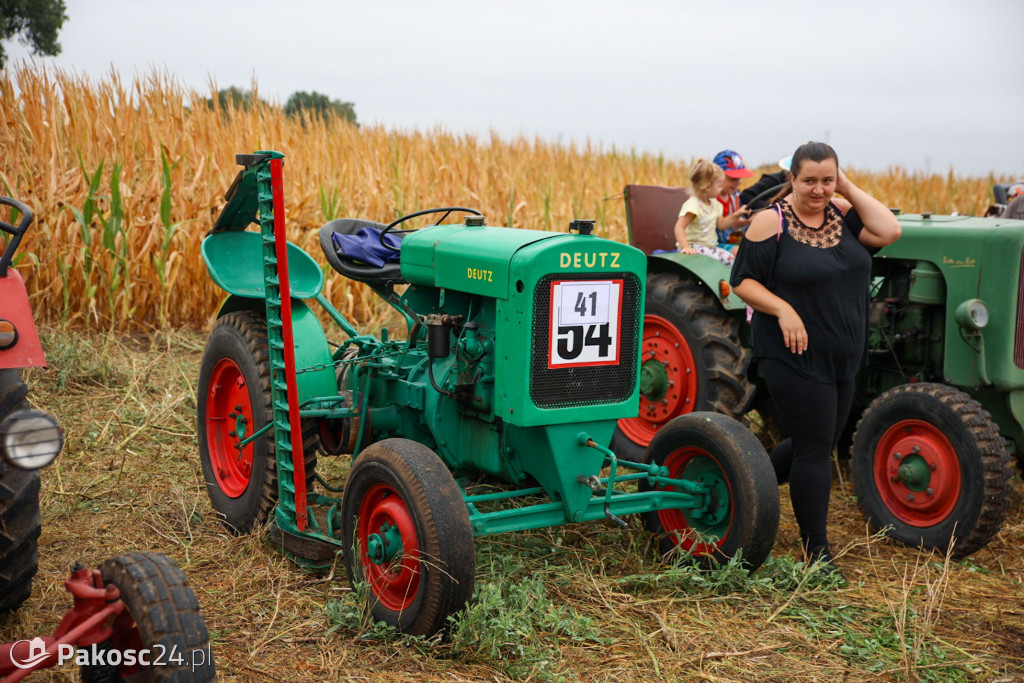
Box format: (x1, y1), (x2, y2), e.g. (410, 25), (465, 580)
(624, 184), (690, 255)
(319, 218), (407, 286)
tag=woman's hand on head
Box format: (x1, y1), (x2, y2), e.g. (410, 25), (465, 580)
(836, 167), (853, 197)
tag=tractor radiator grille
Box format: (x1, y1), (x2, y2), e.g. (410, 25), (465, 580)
(1016, 250), (1024, 369)
(530, 272), (641, 408)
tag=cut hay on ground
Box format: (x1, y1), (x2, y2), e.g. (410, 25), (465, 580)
(2, 330), (1022, 682)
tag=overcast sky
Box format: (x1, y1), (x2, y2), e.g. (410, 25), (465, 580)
(6, 0), (1024, 176)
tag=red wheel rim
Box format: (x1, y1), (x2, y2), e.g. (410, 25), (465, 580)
(618, 314), (699, 447)
(205, 358), (256, 498)
(872, 419), (961, 527)
(656, 446), (732, 555)
(357, 482), (421, 612)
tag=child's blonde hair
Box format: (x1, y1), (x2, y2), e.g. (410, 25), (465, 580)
(689, 159), (725, 195)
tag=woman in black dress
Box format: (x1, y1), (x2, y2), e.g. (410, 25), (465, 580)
(730, 141), (901, 573)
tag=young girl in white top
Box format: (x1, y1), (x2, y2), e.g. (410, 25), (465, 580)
(673, 160), (746, 265)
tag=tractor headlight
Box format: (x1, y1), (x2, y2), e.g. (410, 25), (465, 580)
(0, 409), (64, 470)
(955, 299), (989, 330)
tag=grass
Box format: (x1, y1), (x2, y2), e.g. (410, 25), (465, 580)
(2, 328), (1022, 682)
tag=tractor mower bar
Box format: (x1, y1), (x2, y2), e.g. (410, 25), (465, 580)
(267, 156), (310, 531)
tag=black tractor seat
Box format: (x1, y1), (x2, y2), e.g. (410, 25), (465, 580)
(319, 218), (407, 286)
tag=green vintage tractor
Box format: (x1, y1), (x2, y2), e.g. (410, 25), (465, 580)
(195, 153), (780, 636)
(614, 184), (1017, 559)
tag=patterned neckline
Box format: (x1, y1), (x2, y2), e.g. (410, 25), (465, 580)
(779, 201), (843, 248)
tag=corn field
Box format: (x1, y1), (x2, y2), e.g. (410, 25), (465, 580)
(0, 63), (1011, 332)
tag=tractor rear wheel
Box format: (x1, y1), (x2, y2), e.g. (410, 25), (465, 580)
(851, 383), (1012, 558)
(614, 272), (754, 454)
(0, 369), (41, 613)
(197, 310), (317, 535)
(640, 412), (779, 571)
(80, 552), (215, 682)
(341, 439), (475, 636)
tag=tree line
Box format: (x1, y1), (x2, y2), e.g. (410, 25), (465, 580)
(208, 87), (358, 125)
(1, 2), (357, 125)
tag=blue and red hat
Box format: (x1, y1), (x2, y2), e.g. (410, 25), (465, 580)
(713, 150), (754, 179)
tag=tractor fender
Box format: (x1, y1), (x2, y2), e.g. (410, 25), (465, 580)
(0, 269), (45, 368)
(216, 295), (337, 405)
(201, 230), (324, 300)
(647, 253), (747, 312)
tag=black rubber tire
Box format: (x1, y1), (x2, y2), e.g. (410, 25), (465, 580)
(341, 439), (475, 636)
(0, 368), (41, 613)
(613, 271), (755, 453)
(639, 412), (779, 571)
(197, 311), (317, 535)
(851, 383), (1013, 558)
(79, 552), (215, 682)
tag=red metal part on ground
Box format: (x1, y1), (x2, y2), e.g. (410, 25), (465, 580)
(0, 269), (46, 369)
(0, 566), (122, 682)
(270, 158), (309, 531)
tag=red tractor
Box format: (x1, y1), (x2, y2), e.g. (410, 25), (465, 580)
(0, 197), (215, 681)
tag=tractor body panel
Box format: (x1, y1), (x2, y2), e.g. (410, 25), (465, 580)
(0, 268), (45, 368)
(497, 233), (647, 426)
(202, 230), (324, 299)
(401, 224), (561, 299)
(873, 213), (1024, 391)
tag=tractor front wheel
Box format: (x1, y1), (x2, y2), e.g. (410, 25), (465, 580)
(341, 439), (475, 636)
(197, 310), (317, 535)
(640, 412), (779, 570)
(614, 272), (754, 455)
(851, 383), (1012, 558)
(0, 369), (41, 613)
(80, 552), (215, 682)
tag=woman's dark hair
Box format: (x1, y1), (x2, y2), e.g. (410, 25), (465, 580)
(789, 141), (839, 178)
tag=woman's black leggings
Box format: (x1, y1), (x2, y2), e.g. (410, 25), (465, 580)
(760, 358), (855, 552)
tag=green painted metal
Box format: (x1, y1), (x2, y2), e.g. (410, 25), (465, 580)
(874, 213), (1024, 391)
(211, 158), (263, 232)
(366, 522), (403, 565)
(897, 455), (931, 491)
(464, 445), (710, 537)
(640, 359), (669, 401)
(202, 230), (324, 299)
(648, 251), (746, 310)
(497, 234), (647, 427)
(401, 223), (563, 299)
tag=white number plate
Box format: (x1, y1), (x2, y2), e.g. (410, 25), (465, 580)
(548, 279), (623, 368)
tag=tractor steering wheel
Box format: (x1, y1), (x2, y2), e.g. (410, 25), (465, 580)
(380, 206), (484, 252)
(744, 182), (790, 214)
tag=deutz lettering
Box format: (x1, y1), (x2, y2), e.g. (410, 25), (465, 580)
(467, 267), (493, 282)
(558, 252), (621, 269)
